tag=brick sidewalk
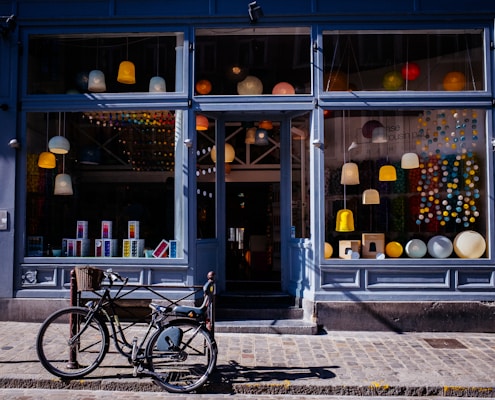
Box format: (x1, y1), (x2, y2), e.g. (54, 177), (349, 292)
(0, 322), (494, 396)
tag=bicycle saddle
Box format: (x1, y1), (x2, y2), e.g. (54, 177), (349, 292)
(173, 305), (204, 318)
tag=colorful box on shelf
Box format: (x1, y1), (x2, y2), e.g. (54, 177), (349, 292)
(128, 221), (140, 239)
(168, 240), (177, 258)
(361, 233), (385, 259)
(339, 240), (361, 259)
(95, 239), (118, 257)
(76, 221), (88, 239)
(27, 236), (44, 256)
(63, 238), (90, 257)
(152, 239), (169, 258)
(101, 221), (112, 239)
(123, 239), (145, 258)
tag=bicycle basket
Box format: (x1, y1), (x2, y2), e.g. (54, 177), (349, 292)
(74, 266), (104, 291)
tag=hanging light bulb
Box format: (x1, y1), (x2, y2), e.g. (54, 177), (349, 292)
(341, 162), (359, 185)
(401, 152), (420, 169)
(379, 165), (397, 181)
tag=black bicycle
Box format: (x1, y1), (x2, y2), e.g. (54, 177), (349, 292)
(36, 268), (217, 393)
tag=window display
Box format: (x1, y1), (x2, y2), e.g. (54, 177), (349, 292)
(25, 111), (183, 258)
(324, 109), (488, 259)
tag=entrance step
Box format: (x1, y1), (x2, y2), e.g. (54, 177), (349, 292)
(214, 292), (317, 335)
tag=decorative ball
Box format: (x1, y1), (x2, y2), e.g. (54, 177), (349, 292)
(443, 71), (466, 91)
(401, 62), (420, 81)
(237, 75), (263, 95)
(385, 241), (403, 258)
(453, 230), (486, 258)
(323, 71), (348, 91)
(272, 82), (295, 95)
(383, 71), (404, 90)
(324, 242), (333, 259)
(427, 235), (453, 258)
(362, 120), (384, 139)
(405, 239), (427, 258)
(196, 79), (212, 95)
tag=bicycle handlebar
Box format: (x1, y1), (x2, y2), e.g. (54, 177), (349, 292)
(104, 269), (128, 285)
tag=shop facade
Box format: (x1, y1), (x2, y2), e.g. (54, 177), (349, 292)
(0, 0), (494, 330)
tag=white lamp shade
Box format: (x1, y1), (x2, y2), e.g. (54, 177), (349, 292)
(362, 189), (380, 204)
(149, 76), (166, 92)
(341, 162), (360, 185)
(88, 70), (106, 92)
(371, 126), (387, 143)
(210, 143), (236, 163)
(401, 152), (420, 169)
(48, 136), (70, 154)
(54, 173), (73, 195)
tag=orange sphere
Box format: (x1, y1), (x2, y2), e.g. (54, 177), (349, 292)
(442, 71), (466, 91)
(196, 79), (212, 95)
(272, 82), (295, 95)
(323, 71), (347, 91)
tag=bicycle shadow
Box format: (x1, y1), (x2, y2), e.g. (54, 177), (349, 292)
(204, 360), (339, 393)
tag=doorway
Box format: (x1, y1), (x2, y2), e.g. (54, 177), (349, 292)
(225, 182), (281, 291)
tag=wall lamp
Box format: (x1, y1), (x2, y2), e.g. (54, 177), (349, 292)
(248, 1), (263, 24)
(8, 138), (20, 149)
(1, 15), (16, 38)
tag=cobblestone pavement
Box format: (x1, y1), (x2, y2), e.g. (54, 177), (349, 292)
(1, 322), (494, 396)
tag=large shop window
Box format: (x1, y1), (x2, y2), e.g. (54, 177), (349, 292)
(26, 111), (183, 258)
(322, 30), (484, 91)
(324, 109), (488, 260)
(27, 33), (183, 94)
(195, 28), (311, 96)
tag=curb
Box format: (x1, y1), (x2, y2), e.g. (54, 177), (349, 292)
(1, 377), (495, 397)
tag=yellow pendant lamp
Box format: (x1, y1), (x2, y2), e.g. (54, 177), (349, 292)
(379, 164), (397, 181)
(117, 38), (136, 84)
(336, 209), (355, 232)
(38, 112), (56, 169)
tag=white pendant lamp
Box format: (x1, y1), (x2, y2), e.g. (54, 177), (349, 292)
(341, 162), (359, 185)
(88, 70), (106, 92)
(401, 152), (420, 169)
(371, 126), (387, 143)
(54, 173), (73, 195)
(149, 37), (166, 92)
(48, 112), (70, 154)
(362, 188), (380, 204)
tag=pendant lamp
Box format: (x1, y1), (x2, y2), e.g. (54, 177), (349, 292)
(196, 115), (209, 131)
(336, 209), (355, 232)
(149, 37), (166, 92)
(38, 112), (56, 169)
(54, 173), (73, 195)
(48, 112), (70, 154)
(362, 188), (380, 205)
(245, 127), (256, 144)
(88, 39), (106, 92)
(341, 162), (359, 185)
(379, 165), (397, 181)
(259, 120), (273, 130)
(371, 126), (387, 143)
(117, 38), (136, 84)
(401, 152), (420, 169)
(210, 143), (235, 163)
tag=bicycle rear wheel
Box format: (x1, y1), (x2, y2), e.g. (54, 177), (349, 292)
(146, 319), (217, 393)
(36, 307), (109, 379)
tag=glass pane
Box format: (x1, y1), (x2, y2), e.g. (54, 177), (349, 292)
(25, 110), (183, 258)
(323, 30), (484, 91)
(324, 109), (488, 259)
(291, 113), (310, 238)
(195, 28), (311, 95)
(28, 34), (182, 94)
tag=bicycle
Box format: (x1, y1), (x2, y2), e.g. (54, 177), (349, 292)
(36, 267), (218, 393)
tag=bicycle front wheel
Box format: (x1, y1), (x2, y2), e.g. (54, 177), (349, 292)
(146, 319), (218, 393)
(36, 307), (109, 379)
